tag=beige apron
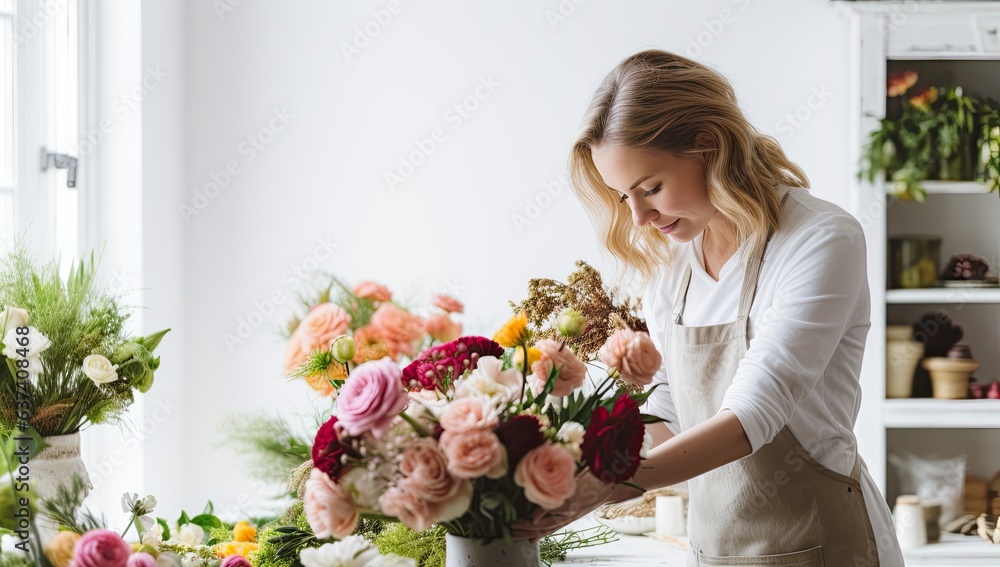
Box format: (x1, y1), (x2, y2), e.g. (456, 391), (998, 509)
(667, 200), (881, 567)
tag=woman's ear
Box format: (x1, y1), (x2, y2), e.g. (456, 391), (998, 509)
(694, 131), (716, 151)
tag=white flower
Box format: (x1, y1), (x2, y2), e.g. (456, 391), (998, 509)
(143, 523), (165, 549)
(300, 537), (379, 567)
(339, 467), (388, 510)
(155, 551), (182, 567)
(366, 556), (416, 567)
(2, 326), (51, 382)
(0, 307), (28, 335)
(640, 429), (653, 459)
(556, 421), (586, 459)
(1, 534), (28, 557)
(176, 523), (205, 547)
(82, 354), (119, 384)
(454, 358), (521, 405)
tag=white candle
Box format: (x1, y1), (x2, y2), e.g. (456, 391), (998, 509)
(655, 495), (686, 537)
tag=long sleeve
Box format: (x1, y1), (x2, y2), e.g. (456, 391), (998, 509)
(719, 214), (870, 454)
(640, 279), (681, 435)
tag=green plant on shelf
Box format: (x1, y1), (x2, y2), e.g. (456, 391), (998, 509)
(859, 71), (1000, 202)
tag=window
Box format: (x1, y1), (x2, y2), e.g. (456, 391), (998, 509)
(1, 0), (81, 266)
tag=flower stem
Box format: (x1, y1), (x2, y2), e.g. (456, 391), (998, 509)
(399, 412), (430, 437)
(519, 344), (529, 406)
(121, 514), (137, 540)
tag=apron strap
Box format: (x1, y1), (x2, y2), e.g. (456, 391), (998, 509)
(672, 265), (693, 324)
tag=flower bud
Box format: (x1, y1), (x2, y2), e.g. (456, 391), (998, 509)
(330, 335), (356, 364)
(555, 308), (587, 338)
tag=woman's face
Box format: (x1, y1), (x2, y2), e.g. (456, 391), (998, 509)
(590, 144), (717, 243)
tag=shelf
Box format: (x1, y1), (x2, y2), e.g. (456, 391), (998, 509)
(884, 399), (1000, 428)
(919, 181), (994, 195)
(889, 52), (1000, 62)
(903, 533), (1000, 566)
(886, 288), (1000, 304)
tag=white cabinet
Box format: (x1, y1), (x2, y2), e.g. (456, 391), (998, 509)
(841, 2), (1000, 564)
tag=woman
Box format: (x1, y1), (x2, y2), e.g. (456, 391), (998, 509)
(514, 50), (904, 566)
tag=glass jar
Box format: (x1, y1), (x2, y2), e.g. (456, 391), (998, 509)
(888, 236), (942, 289)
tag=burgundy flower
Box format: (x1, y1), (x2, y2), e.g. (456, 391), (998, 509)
(312, 416), (346, 480)
(402, 336), (504, 391)
(581, 394), (645, 484)
(495, 415), (545, 469)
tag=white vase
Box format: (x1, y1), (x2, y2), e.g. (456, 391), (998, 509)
(886, 325), (922, 398)
(32, 433), (92, 544)
(445, 533), (540, 567)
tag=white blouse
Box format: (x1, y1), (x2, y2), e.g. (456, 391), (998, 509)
(642, 186), (904, 566)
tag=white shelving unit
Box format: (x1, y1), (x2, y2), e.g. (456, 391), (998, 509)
(841, 2), (1000, 564)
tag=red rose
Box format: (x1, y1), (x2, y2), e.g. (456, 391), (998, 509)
(312, 416), (346, 480)
(580, 394), (644, 484)
(495, 415), (544, 469)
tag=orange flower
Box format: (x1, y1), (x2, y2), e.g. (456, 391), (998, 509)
(493, 313), (531, 348)
(214, 541), (259, 558)
(432, 294), (465, 314)
(426, 313), (462, 343)
(908, 87), (938, 111)
(304, 363), (348, 397)
(352, 325), (396, 363)
(233, 521), (257, 543)
(513, 346), (542, 369)
(353, 281), (392, 302)
(369, 304), (425, 358)
(887, 70), (918, 97)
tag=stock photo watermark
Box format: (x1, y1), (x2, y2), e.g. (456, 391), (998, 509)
(384, 75), (500, 192)
(510, 171), (572, 233)
(341, 0), (405, 63)
(179, 107), (296, 223)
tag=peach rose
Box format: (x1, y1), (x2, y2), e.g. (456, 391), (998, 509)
(514, 442), (577, 509)
(282, 334), (312, 375)
(598, 329), (662, 387)
(528, 339), (587, 397)
(293, 303), (351, 353)
(432, 294), (464, 314)
(400, 438), (462, 501)
(425, 313), (462, 343)
(353, 281), (392, 302)
(438, 397), (498, 433)
(369, 304), (425, 358)
(303, 468), (359, 539)
(439, 429), (506, 479)
(379, 484), (433, 532)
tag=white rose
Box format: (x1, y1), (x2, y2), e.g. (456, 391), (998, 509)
(366, 556), (417, 567)
(556, 421), (586, 459)
(300, 537), (379, 567)
(142, 523), (164, 549)
(176, 523), (204, 547)
(2, 326), (51, 382)
(155, 552), (182, 567)
(0, 307), (28, 335)
(339, 467), (388, 510)
(640, 429), (653, 459)
(82, 354), (119, 384)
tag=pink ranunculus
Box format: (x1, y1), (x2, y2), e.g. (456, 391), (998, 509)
(336, 357), (409, 438)
(369, 304), (425, 358)
(126, 553), (157, 567)
(599, 330), (661, 387)
(303, 468), (359, 540)
(219, 557), (251, 567)
(71, 530), (131, 567)
(439, 429), (506, 479)
(438, 397), (498, 433)
(293, 303), (351, 353)
(379, 484), (433, 532)
(432, 294), (464, 314)
(514, 442), (578, 510)
(425, 313), (462, 344)
(528, 339), (587, 397)
(353, 281), (392, 302)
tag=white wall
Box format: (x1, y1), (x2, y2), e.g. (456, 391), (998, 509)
(135, 0), (858, 517)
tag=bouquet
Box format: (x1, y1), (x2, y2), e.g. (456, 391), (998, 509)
(0, 244), (169, 438)
(303, 278), (664, 543)
(282, 275), (463, 397)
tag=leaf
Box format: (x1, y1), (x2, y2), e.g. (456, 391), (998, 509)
(157, 517), (171, 540)
(202, 500), (214, 516)
(629, 384), (660, 406)
(178, 510), (190, 527)
(189, 514), (224, 531)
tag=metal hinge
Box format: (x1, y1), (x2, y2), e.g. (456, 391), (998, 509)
(40, 148), (78, 188)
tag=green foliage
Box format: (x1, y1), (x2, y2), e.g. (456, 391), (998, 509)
(0, 554), (34, 567)
(0, 243), (170, 436)
(372, 523), (447, 567)
(219, 410), (315, 490)
(38, 475), (107, 534)
(860, 86), (1000, 201)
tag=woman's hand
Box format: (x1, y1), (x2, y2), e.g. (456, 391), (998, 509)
(510, 470), (616, 543)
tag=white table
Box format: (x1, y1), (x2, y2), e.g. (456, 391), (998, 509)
(553, 515), (689, 566)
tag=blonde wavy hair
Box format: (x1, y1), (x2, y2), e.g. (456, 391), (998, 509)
(571, 50), (809, 288)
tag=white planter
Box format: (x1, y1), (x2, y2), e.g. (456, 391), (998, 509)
(445, 533), (540, 567)
(32, 433), (92, 544)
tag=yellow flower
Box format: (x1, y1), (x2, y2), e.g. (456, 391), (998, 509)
(214, 541), (260, 558)
(304, 363), (348, 397)
(493, 312), (531, 348)
(513, 346), (542, 369)
(233, 521), (256, 543)
(44, 531), (80, 567)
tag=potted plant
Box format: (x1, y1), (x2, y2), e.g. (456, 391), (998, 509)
(860, 71), (1000, 201)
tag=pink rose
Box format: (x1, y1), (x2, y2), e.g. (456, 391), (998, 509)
(598, 330), (662, 387)
(70, 530), (131, 567)
(379, 484), (434, 532)
(337, 357), (408, 438)
(219, 558), (251, 567)
(303, 468), (359, 539)
(528, 339), (587, 397)
(438, 397), (498, 433)
(126, 553), (157, 567)
(432, 294), (464, 314)
(439, 429), (506, 479)
(400, 438), (462, 501)
(425, 313), (462, 343)
(292, 303), (351, 353)
(514, 443), (578, 509)
(353, 281), (392, 302)
(369, 304), (425, 358)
